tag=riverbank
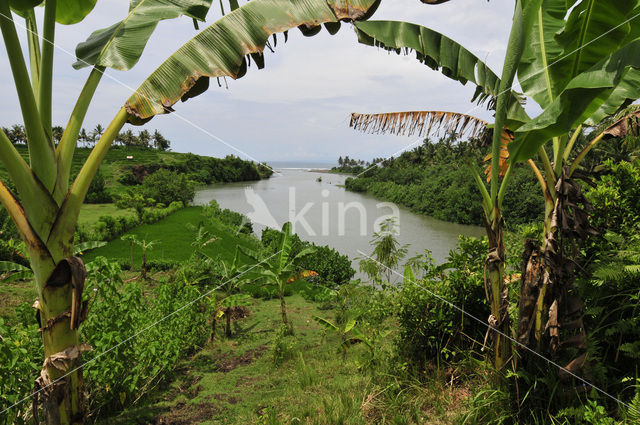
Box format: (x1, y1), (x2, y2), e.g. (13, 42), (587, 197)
(194, 169), (484, 269)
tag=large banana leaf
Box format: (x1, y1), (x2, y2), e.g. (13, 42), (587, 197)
(277, 222), (293, 273)
(517, 0), (568, 108)
(353, 20), (530, 130)
(125, 0), (381, 121)
(511, 39), (640, 161)
(74, 0), (213, 70)
(548, 0), (637, 94)
(586, 72), (640, 126)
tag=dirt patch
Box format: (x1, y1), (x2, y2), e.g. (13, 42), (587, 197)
(154, 401), (222, 425)
(213, 345), (267, 373)
(163, 373), (201, 401)
(235, 375), (261, 388)
(228, 305), (250, 321)
(208, 394), (241, 405)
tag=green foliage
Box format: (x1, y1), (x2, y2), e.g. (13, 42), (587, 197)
(81, 258), (209, 414)
(115, 191), (156, 221)
(358, 217), (408, 283)
(0, 308), (41, 425)
(85, 169), (112, 203)
(167, 153), (272, 184)
(139, 169), (195, 206)
(203, 200), (253, 235)
(395, 236), (488, 374)
(556, 399), (618, 425)
(78, 201), (184, 243)
(84, 206), (260, 266)
(586, 159), (640, 235)
(271, 324), (298, 366)
(344, 139), (544, 227)
(261, 227), (354, 288)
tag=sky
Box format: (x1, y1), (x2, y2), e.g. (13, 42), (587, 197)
(0, 0), (528, 164)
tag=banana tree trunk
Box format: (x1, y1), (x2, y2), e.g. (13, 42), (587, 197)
(225, 307), (232, 338)
(141, 251), (147, 279)
(32, 254), (90, 425)
(279, 294), (293, 335)
(519, 169), (592, 379)
(483, 207), (511, 373)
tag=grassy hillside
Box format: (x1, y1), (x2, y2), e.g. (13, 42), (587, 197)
(101, 293), (467, 425)
(0, 145), (271, 198)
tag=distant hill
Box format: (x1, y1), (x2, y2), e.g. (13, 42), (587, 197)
(0, 145), (272, 199)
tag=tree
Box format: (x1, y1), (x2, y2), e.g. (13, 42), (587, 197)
(77, 128), (89, 147)
(139, 169), (195, 205)
(90, 123), (104, 148)
(0, 1), (380, 422)
(51, 125), (64, 144)
(127, 235), (157, 279)
(153, 129), (170, 151)
(116, 191), (155, 222)
(358, 217), (408, 283)
(347, 0), (640, 391)
(137, 129), (151, 148)
(9, 124), (25, 144)
(242, 222), (316, 335)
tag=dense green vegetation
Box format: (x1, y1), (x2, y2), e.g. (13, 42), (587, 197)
(0, 145), (272, 203)
(343, 137), (545, 227)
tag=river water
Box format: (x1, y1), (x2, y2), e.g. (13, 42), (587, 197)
(194, 169), (484, 273)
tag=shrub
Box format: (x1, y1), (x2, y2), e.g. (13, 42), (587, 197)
(394, 236), (488, 374)
(0, 306), (41, 425)
(117, 170), (139, 186)
(85, 169), (112, 203)
(140, 169), (195, 206)
(261, 228), (355, 288)
(81, 258), (209, 415)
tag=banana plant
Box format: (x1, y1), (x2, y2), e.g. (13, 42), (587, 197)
(0, 0), (382, 422)
(241, 222), (316, 335)
(348, 0), (640, 377)
(312, 315), (359, 361)
(210, 246), (251, 338)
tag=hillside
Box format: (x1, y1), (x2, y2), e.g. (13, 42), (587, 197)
(0, 145), (272, 199)
(340, 138), (545, 227)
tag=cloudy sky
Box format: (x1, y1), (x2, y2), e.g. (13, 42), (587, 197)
(1, 0), (526, 164)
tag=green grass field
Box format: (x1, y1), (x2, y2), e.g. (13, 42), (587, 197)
(102, 294), (465, 425)
(78, 203), (135, 226)
(83, 206), (260, 265)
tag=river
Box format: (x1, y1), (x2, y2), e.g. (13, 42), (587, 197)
(194, 168), (484, 275)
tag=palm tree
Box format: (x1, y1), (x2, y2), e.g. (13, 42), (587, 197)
(347, 1), (640, 376)
(0, 0), (381, 421)
(242, 222), (316, 335)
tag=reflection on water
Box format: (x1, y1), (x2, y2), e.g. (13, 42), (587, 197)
(194, 169), (484, 275)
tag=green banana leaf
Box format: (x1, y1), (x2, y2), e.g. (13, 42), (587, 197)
(586, 72), (640, 126)
(9, 0), (43, 11)
(312, 315), (339, 331)
(353, 20), (530, 129)
(73, 240), (107, 255)
(511, 39), (640, 161)
(125, 0), (381, 121)
(277, 222), (293, 273)
(56, 0), (98, 25)
(549, 0), (637, 94)
(517, 0), (568, 108)
(0, 261), (31, 272)
(74, 0), (213, 70)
